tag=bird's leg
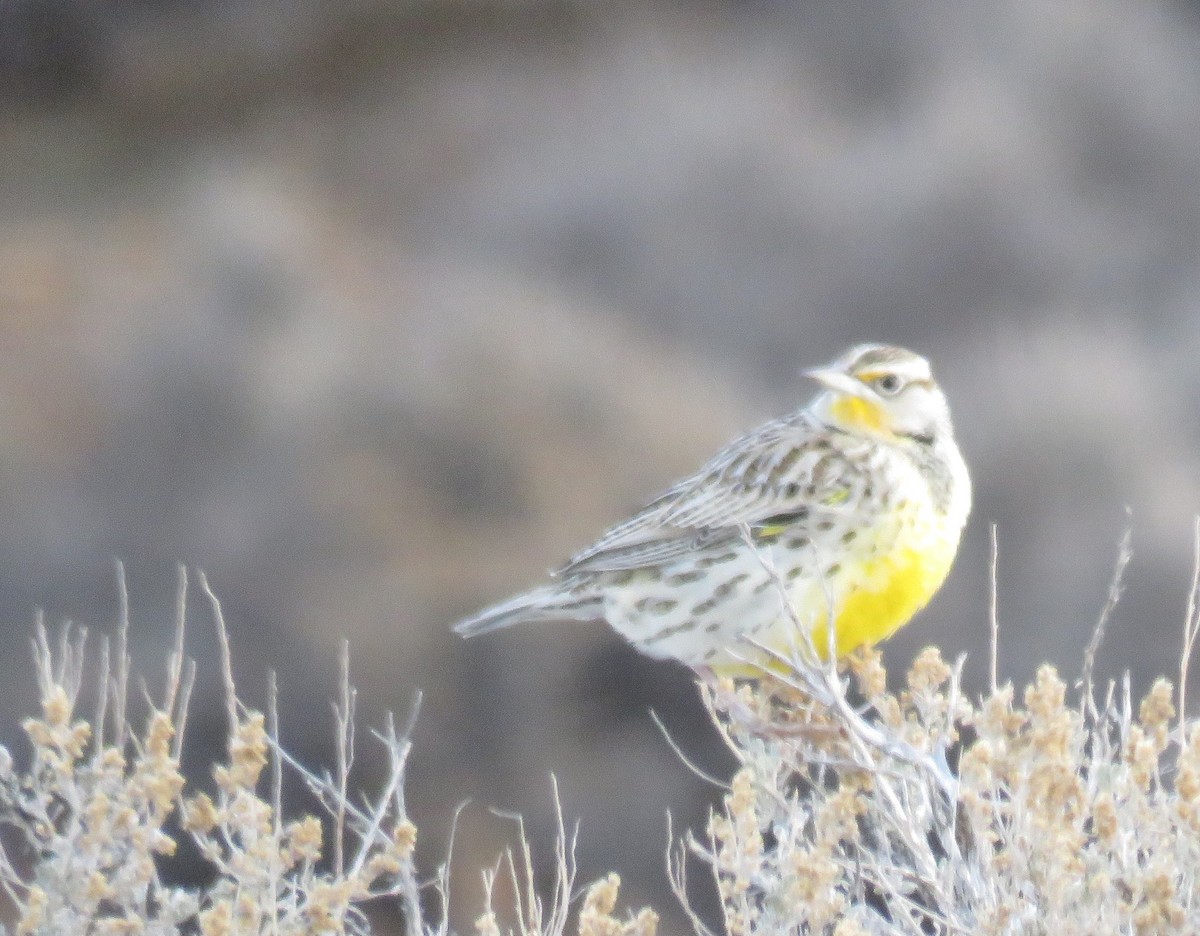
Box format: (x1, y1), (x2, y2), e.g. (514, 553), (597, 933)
(692, 665), (768, 730)
(694, 666), (844, 740)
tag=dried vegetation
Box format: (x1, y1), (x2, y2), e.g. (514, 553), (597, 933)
(2, 527), (1200, 934)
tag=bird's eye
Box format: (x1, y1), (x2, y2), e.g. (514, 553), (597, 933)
(872, 373), (903, 395)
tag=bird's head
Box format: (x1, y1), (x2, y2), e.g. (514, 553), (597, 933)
(806, 344), (954, 446)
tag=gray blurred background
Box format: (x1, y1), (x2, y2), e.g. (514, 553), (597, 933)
(2, 0), (1200, 931)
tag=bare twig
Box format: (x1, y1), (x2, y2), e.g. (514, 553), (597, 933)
(1180, 515), (1200, 742)
(174, 658), (197, 760)
(92, 634), (111, 760)
(666, 814), (721, 936)
(649, 709), (729, 789)
(197, 571), (239, 735)
(162, 565), (189, 719)
(334, 639), (355, 878)
(989, 523), (999, 696)
(113, 559), (130, 749)
(268, 669), (283, 934)
(1080, 521), (1133, 720)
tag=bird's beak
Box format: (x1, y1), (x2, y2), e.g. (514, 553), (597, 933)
(804, 366), (867, 398)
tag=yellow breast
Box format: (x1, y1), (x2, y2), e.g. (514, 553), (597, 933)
(807, 537), (958, 660)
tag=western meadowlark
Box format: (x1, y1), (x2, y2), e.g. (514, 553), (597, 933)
(454, 343), (971, 675)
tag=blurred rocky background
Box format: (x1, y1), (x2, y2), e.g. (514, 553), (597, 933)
(2, 0), (1200, 930)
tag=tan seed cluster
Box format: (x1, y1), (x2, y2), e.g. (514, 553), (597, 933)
(675, 641), (1200, 935)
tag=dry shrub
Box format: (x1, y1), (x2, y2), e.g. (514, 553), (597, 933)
(3, 523), (1200, 935)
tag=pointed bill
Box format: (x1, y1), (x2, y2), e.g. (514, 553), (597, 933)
(804, 366), (868, 399)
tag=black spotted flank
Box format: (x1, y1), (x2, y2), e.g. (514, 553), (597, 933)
(756, 508), (809, 528)
(640, 621), (698, 646)
(711, 573), (749, 600)
(692, 597), (718, 615)
(697, 552), (738, 568)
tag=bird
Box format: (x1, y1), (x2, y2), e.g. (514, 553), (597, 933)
(453, 343), (971, 676)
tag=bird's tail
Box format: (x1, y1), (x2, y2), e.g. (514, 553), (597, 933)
(453, 585), (600, 638)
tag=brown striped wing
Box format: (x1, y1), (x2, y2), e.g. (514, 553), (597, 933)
(557, 412), (873, 576)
